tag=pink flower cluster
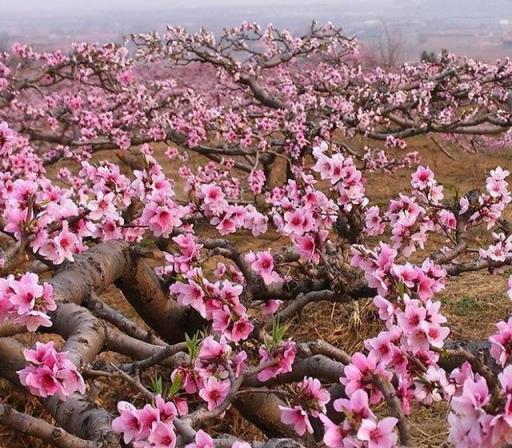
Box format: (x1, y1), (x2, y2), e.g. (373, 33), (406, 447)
(448, 364), (512, 447)
(0, 122), (44, 183)
(171, 272), (253, 342)
(112, 395), (184, 447)
(197, 183), (268, 236)
(319, 389), (399, 448)
(3, 178), (85, 264)
(348, 240), (452, 426)
(245, 250), (282, 285)
(459, 167), (511, 229)
(479, 232), (512, 269)
(279, 377), (330, 435)
(17, 342), (85, 399)
(257, 339), (296, 382)
(171, 336), (245, 411)
(351, 243), (445, 301)
(0, 272), (56, 331)
(385, 191), (435, 257)
(312, 142), (368, 212)
(172, 336), (296, 415)
(267, 173), (336, 264)
(158, 234), (203, 275)
(134, 162), (187, 239)
(249, 169), (266, 194)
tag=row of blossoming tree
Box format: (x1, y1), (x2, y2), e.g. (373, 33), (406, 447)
(1, 21), (512, 448)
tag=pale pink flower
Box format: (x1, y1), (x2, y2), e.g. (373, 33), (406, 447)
(318, 414), (347, 448)
(148, 421), (177, 448)
(490, 317), (512, 366)
(411, 166), (434, 190)
(10, 272), (43, 315)
(334, 389), (373, 422)
(231, 442), (251, 448)
(257, 340), (296, 382)
(299, 377), (330, 415)
(186, 430), (214, 448)
(112, 401), (143, 444)
(279, 405), (313, 436)
(198, 377), (230, 411)
(357, 417), (398, 448)
(283, 210), (305, 235)
(248, 250), (280, 285)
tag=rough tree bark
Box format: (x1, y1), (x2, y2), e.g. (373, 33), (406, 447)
(116, 252), (205, 343)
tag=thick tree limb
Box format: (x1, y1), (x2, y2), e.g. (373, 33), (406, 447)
(49, 241), (131, 306)
(0, 403), (96, 448)
(116, 252), (205, 343)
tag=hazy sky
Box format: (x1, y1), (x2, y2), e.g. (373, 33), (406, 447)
(4, 0), (376, 8)
(2, 0), (512, 61)
(2, 0), (510, 20)
(1, 0), (402, 14)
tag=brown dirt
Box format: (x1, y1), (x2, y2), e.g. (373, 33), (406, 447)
(3, 137), (512, 447)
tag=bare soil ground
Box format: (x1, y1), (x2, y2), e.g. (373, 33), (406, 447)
(2, 138), (512, 447)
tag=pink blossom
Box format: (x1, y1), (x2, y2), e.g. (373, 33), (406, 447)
(411, 166), (434, 190)
(318, 415), (349, 448)
(247, 250), (280, 285)
(230, 315), (254, 342)
(17, 342), (85, 399)
(257, 340), (296, 382)
(155, 395), (178, 422)
(186, 430), (214, 448)
(148, 422), (177, 448)
(299, 377), (330, 415)
(365, 327), (401, 366)
(357, 417), (398, 448)
(10, 272), (44, 314)
(279, 405), (313, 436)
(146, 205), (181, 237)
(0, 273), (55, 332)
(448, 376), (493, 447)
(365, 206), (385, 236)
(334, 389), (373, 423)
(490, 317), (512, 366)
(283, 210), (305, 235)
(261, 299), (282, 315)
(112, 401), (143, 444)
(341, 352), (390, 404)
(201, 184), (225, 205)
(170, 277), (206, 317)
(198, 336), (229, 361)
(295, 233), (321, 264)
(198, 377), (230, 410)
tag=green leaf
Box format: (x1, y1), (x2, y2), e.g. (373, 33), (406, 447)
(185, 332), (201, 359)
(150, 374), (163, 395)
(167, 374), (183, 398)
(271, 318), (289, 345)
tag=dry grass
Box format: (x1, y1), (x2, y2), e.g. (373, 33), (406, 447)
(3, 138), (512, 447)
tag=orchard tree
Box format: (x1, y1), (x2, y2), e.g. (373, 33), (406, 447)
(1, 21), (512, 448)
